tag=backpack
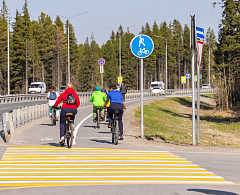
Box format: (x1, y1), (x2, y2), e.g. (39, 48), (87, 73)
(49, 92), (57, 100)
(66, 93), (76, 105)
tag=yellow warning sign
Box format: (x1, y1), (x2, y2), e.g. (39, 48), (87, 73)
(117, 76), (123, 83)
(181, 76), (186, 84)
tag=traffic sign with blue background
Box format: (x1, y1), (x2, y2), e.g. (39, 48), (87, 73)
(98, 58), (105, 66)
(186, 74), (191, 79)
(196, 26), (204, 40)
(130, 35), (154, 58)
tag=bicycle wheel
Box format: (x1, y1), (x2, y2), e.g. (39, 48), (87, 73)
(67, 121), (73, 148)
(112, 119), (115, 143)
(114, 120), (119, 145)
(97, 109), (100, 129)
(51, 109), (56, 126)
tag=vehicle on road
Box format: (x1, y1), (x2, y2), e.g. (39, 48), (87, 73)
(151, 87), (165, 95)
(28, 82), (46, 94)
(149, 81), (164, 90)
(59, 86), (67, 93)
(111, 110), (120, 145)
(202, 83), (211, 89)
(60, 113), (74, 148)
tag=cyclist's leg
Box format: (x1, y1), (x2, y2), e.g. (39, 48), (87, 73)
(100, 107), (104, 117)
(108, 105), (114, 125)
(49, 106), (53, 117)
(93, 106), (97, 120)
(60, 108), (67, 139)
(56, 108), (60, 118)
(115, 104), (123, 136)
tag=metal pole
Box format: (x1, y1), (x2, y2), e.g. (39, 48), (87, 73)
(209, 44), (210, 86)
(197, 61), (200, 145)
(68, 22), (70, 83)
(7, 0), (9, 95)
(101, 73), (103, 89)
(191, 17), (196, 146)
(165, 39), (167, 89)
(119, 33), (121, 77)
(140, 58), (144, 138)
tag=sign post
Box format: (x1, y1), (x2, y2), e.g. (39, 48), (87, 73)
(130, 35), (154, 138)
(196, 26), (204, 146)
(98, 58), (105, 89)
(181, 76), (186, 90)
(190, 15), (196, 145)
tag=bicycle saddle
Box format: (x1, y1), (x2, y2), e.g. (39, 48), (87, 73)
(113, 110), (120, 114)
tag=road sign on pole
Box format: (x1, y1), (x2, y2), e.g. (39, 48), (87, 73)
(181, 76), (186, 84)
(98, 58), (105, 66)
(196, 26), (204, 146)
(117, 76), (123, 84)
(186, 74), (191, 79)
(100, 66), (104, 73)
(130, 35), (154, 138)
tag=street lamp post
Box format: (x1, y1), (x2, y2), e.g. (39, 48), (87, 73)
(50, 12), (87, 83)
(154, 35), (171, 89)
(7, 0), (9, 95)
(105, 25), (135, 79)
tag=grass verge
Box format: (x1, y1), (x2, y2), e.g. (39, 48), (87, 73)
(135, 97), (240, 146)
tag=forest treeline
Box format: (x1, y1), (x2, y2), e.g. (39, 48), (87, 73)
(0, 0), (217, 95)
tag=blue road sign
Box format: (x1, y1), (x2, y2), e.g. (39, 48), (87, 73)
(186, 74), (191, 79)
(196, 26), (204, 40)
(130, 35), (154, 58)
(200, 75), (202, 79)
(98, 58), (105, 66)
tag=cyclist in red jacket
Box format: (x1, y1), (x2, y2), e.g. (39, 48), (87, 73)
(53, 83), (80, 143)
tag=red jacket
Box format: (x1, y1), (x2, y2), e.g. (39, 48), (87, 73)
(53, 88), (80, 109)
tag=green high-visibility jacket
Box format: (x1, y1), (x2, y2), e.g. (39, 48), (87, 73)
(89, 91), (106, 106)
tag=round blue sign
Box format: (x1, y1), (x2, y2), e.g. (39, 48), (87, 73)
(186, 74), (191, 79)
(130, 35), (154, 58)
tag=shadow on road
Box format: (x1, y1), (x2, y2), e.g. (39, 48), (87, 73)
(42, 143), (61, 147)
(90, 139), (112, 144)
(187, 189), (238, 195)
(98, 131), (111, 134)
(41, 124), (54, 126)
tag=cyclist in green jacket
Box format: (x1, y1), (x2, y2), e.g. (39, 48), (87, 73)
(89, 86), (107, 122)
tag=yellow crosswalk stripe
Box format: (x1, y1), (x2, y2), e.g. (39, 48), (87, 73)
(0, 147), (233, 187)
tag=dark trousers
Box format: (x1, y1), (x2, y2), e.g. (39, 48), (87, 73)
(60, 108), (77, 138)
(109, 103), (124, 135)
(121, 93), (126, 102)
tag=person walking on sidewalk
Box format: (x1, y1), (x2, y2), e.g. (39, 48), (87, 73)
(120, 82), (127, 102)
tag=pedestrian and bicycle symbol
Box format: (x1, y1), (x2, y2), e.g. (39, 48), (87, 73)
(194, 75), (202, 82)
(130, 35), (154, 58)
(98, 58), (105, 66)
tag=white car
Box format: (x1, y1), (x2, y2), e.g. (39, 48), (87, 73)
(59, 86), (67, 93)
(151, 87), (165, 95)
(202, 83), (210, 89)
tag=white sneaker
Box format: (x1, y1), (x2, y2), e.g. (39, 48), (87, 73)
(59, 136), (64, 143)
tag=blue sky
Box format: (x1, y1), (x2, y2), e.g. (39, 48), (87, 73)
(7, 0), (222, 46)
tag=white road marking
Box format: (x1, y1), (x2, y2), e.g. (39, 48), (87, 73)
(73, 113), (93, 145)
(40, 138), (53, 141)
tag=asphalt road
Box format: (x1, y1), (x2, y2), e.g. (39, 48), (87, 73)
(0, 96), (240, 194)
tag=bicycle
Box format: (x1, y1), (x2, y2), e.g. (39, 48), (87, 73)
(96, 106), (104, 129)
(51, 107), (56, 126)
(137, 48), (149, 56)
(111, 110), (120, 145)
(60, 113), (74, 148)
